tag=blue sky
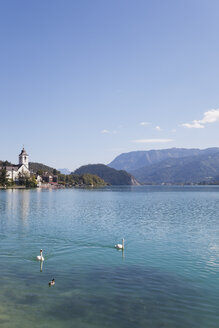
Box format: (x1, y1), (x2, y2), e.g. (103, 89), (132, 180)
(1, 0), (219, 170)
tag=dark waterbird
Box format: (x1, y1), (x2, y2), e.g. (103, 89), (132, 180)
(48, 278), (55, 287)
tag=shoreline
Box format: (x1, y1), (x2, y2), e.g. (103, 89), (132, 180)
(1, 184), (219, 191)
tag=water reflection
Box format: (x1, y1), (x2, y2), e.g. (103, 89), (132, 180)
(40, 261), (43, 272)
(6, 189), (17, 216)
(116, 248), (125, 259)
(6, 189), (30, 222)
(20, 191), (30, 221)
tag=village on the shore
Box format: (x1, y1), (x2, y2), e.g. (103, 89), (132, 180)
(0, 147), (106, 189)
(0, 147), (59, 188)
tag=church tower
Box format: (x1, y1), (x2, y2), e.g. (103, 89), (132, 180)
(19, 147), (29, 168)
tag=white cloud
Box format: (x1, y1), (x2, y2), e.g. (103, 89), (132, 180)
(182, 109), (219, 129)
(101, 129), (110, 134)
(155, 126), (161, 131)
(132, 138), (173, 143)
(139, 122), (151, 126)
(199, 109), (219, 124)
(182, 121), (204, 129)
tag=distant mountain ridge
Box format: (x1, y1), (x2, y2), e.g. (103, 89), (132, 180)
(58, 168), (71, 175)
(74, 164), (139, 185)
(108, 148), (219, 184)
(109, 148), (219, 172)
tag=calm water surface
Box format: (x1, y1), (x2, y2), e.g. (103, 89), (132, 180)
(0, 186), (219, 327)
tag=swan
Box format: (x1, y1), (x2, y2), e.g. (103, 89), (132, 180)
(36, 249), (44, 261)
(48, 278), (55, 287)
(115, 238), (124, 250)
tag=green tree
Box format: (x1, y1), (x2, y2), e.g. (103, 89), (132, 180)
(18, 172), (37, 188)
(18, 172), (26, 186)
(2, 161), (11, 166)
(25, 176), (37, 188)
(58, 174), (66, 183)
(0, 168), (9, 186)
(36, 169), (43, 176)
(82, 174), (93, 185)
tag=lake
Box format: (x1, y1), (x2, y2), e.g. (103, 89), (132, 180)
(0, 186), (219, 328)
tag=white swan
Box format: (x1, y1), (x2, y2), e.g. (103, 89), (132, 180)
(115, 238), (124, 250)
(36, 249), (44, 261)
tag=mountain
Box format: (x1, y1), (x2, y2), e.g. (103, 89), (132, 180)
(29, 162), (59, 174)
(58, 168), (71, 175)
(74, 164), (139, 185)
(109, 148), (219, 184)
(109, 148), (219, 172)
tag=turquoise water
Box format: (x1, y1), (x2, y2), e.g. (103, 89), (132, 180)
(0, 186), (219, 327)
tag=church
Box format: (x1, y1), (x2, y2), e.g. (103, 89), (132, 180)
(6, 147), (30, 182)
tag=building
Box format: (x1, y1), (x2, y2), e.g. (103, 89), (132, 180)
(42, 173), (58, 184)
(5, 147), (30, 182)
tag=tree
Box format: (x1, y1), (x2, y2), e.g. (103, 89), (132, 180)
(82, 174), (93, 185)
(25, 176), (37, 188)
(18, 172), (26, 186)
(58, 174), (66, 183)
(53, 169), (60, 175)
(36, 169), (43, 176)
(0, 168), (9, 186)
(2, 161), (11, 167)
(18, 172), (37, 188)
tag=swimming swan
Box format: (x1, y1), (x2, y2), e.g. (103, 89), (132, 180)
(115, 238), (124, 250)
(48, 278), (55, 287)
(36, 249), (44, 261)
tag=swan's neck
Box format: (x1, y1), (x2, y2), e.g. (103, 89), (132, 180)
(122, 239), (124, 249)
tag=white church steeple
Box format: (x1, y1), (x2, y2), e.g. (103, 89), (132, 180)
(19, 147), (29, 168)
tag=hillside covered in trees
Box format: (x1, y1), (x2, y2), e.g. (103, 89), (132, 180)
(58, 173), (107, 187)
(74, 164), (139, 185)
(29, 162), (59, 175)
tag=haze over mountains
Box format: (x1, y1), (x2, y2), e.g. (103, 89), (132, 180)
(108, 148), (219, 184)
